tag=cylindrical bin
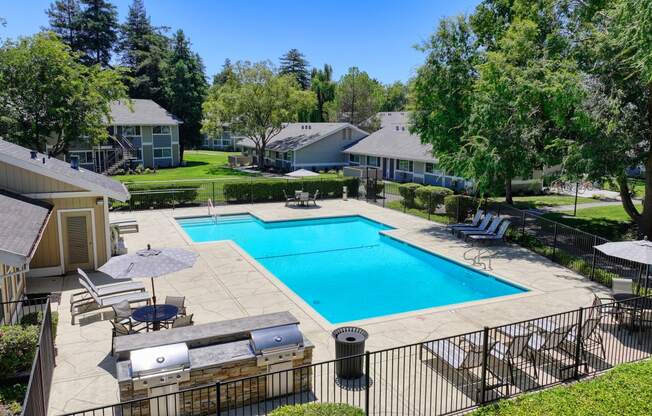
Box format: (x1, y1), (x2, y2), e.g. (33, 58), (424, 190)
(332, 326), (368, 379)
(343, 186), (348, 200)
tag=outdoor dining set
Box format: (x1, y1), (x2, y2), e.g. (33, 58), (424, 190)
(284, 189), (319, 207)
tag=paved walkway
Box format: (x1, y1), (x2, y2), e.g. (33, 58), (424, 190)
(34, 199), (608, 415)
(536, 200), (624, 213)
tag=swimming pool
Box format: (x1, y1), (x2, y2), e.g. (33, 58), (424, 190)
(178, 214), (526, 323)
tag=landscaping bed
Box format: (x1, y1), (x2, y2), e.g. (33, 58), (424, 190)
(472, 359), (652, 415)
(269, 403), (364, 415)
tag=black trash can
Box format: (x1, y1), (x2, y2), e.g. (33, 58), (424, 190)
(333, 326), (368, 379)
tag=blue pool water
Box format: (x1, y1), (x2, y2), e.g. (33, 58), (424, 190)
(178, 214), (526, 323)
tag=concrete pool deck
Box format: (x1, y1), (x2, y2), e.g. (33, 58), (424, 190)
(34, 199), (608, 415)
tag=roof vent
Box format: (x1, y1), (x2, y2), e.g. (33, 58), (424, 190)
(308, 125), (311, 130)
(30, 150), (38, 159)
(70, 155), (80, 170)
(301, 125), (304, 130)
(395, 126), (399, 131)
(401, 126), (405, 131)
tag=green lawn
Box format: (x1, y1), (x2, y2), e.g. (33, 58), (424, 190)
(543, 203), (638, 241)
(386, 200), (451, 224)
(490, 195), (595, 209)
(472, 359), (652, 416)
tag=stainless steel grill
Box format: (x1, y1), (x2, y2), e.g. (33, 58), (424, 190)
(250, 324), (304, 366)
(130, 343), (191, 389)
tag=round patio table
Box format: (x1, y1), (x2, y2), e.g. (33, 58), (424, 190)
(131, 304), (178, 331)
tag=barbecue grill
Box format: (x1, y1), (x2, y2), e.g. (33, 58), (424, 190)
(130, 343), (191, 390)
(250, 324), (305, 365)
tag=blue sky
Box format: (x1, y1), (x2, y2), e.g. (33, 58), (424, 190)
(0, 0), (480, 84)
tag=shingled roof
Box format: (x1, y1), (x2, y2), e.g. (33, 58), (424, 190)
(0, 139), (130, 201)
(109, 99), (182, 126)
(0, 190), (53, 267)
(238, 123), (364, 152)
(343, 125), (437, 164)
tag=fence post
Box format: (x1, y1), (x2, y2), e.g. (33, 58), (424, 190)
(573, 307), (584, 380)
(364, 350), (371, 415)
(250, 179), (254, 204)
(521, 211), (526, 238)
(479, 326), (490, 404)
(590, 235), (597, 281)
(216, 381), (221, 416)
(172, 189), (176, 210)
(457, 196), (461, 222)
(428, 192), (432, 221)
(552, 223), (558, 259)
(382, 182), (386, 208)
(212, 181), (216, 202)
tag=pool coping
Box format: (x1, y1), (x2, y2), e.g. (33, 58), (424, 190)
(170, 211), (540, 331)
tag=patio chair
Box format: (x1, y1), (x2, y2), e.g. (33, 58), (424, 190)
(466, 221), (511, 245)
(172, 313), (194, 328)
(165, 296), (187, 316)
(310, 190), (320, 206)
(525, 324), (575, 378)
(283, 190), (295, 206)
(487, 329), (534, 386)
(564, 315), (606, 371)
(110, 320), (139, 355)
(449, 210), (484, 232)
(452, 214), (493, 237)
(70, 269), (146, 311)
(112, 300), (146, 332)
(590, 294), (621, 322)
(71, 277), (151, 324)
(459, 217), (504, 241)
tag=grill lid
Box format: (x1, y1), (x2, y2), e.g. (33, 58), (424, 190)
(130, 343), (190, 376)
(250, 324), (303, 354)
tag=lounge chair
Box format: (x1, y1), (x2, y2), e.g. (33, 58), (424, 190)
(486, 328), (534, 386)
(71, 277), (151, 324)
(466, 221), (511, 244)
(459, 217), (504, 240)
(283, 190), (295, 206)
(453, 214), (493, 237)
(70, 269), (146, 311)
(311, 190), (320, 206)
(525, 324), (575, 378)
(449, 210), (484, 232)
(564, 315), (605, 371)
(110, 217), (139, 234)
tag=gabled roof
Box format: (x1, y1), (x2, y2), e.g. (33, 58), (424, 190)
(0, 190), (53, 267)
(0, 139), (130, 201)
(109, 99), (182, 126)
(238, 123), (367, 152)
(343, 125), (437, 164)
(361, 111), (410, 129)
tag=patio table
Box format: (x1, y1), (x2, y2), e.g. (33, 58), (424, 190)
(612, 294), (652, 330)
(132, 304), (178, 331)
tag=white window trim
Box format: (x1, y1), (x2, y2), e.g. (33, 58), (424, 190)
(396, 160), (414, 173)
(153, 147), (173, 159)
(152, 125), (172, 135)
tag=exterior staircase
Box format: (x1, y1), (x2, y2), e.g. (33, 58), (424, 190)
(102, 135), (138, 175)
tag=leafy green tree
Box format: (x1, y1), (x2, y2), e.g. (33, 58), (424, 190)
(202, 61), (316, 170)
(0, 33), (128, 154)
(213, 58), (235, 86)
(46, 0), (82, 50)
(309, 64), (335, 122)
(334, 67), (383, 126)
(162, 30), (208, 158)
(380, 81), (408, 112)
(118, 0), (169, 101)
(279, 48), (310, 90)
(77, 0), (118, 66)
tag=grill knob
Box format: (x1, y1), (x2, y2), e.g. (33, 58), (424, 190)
(156, 357), (165, 364)
(274, 336), (283, 343)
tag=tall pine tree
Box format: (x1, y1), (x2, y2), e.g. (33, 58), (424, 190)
(163, 30), (208, 159)
(279, 48), (310, 89)
(213, 58), (235, 86)
(118, 0), (168, 101)
(77, 0), (118, 66)
(46, 0), (82, 50)
(310, 64), (335, 121)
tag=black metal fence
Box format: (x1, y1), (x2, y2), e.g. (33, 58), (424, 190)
(62, 296), (652, 416)
(0, 298), (56, 416)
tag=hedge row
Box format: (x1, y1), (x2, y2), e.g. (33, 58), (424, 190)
(126, 183), (200, 209)
(223, 178), (359, 203)
(444, 195), (477, 222)
(398, 183), (453, 212)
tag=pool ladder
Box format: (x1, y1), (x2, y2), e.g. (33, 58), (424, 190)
(463, 247), (493, 270)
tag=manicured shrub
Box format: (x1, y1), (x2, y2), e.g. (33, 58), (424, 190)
(269, 403), (364, 416)
(126, 183), (199, 209)
(0, 325), (39, 377)
(222, 178), (359, 203)
(415, 186), (454, 213)
(0, 384), (26, 416)
(444, 194), (477, 222)
(20, 311), (59, 340)
(398, 183), (422, 208)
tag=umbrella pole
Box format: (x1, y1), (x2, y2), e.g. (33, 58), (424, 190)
(151, 276), (156, 306)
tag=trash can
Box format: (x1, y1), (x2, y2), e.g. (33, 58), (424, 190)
(333, 326), (368, 379)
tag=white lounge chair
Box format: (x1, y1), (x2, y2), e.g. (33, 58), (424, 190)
(70, 269), (146, 311)
(110, 218), (139, 234)
(459, 217), (504, 240)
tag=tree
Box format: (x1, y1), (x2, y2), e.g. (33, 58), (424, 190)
(77, 0), (118, 66)
(118, 0), (169, 101)
(380, 81), (408, 112)
(162, 30), (208, 159)
(279, 48), (310, 90)
(310, 64), (335, 122)
(202, 61), (316, 170)
(0, 33), (128, 154)
(213, 58), (235, 86)
(46, 0), (82, 50)
(334, 67), (383, 126)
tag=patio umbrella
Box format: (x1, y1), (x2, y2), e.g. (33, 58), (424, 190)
(98, 244), (198, 305)
(285, 169), (319, 178)
(595, 239), (652, 292)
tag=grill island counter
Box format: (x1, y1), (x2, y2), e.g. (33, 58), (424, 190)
(115, 312), (314, 415)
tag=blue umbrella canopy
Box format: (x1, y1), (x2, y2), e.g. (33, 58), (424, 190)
(98, 244), (198, 304)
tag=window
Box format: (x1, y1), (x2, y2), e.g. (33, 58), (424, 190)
(349, 154), (360, 164)
(153, 126), (171, 135)
(154, 148), (172, 158)
(367, 156), (380, 167)
(121, 126), (141, 136)
(425, 163), (436, 174)
(397, 159), (413, 172)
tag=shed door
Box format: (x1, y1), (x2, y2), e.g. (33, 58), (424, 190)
(62, 212), (94, 272)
